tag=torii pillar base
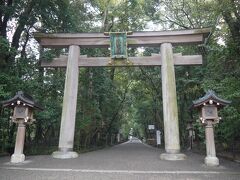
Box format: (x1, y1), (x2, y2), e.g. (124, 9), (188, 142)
(11, 154), (25, 163)
(52, 149), (78, 159)
(160, 152), (186, 161)
(204, 156), (219, 166)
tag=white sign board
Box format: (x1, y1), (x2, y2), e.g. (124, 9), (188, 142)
(148, 125), (155, 130)
(156, 130), (161, 145)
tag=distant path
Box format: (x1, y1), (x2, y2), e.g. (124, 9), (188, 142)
(0, 137), (240, 180)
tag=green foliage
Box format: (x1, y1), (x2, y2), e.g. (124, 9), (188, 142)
(202, 42), (240, 147)
(0, 37), (16, 66)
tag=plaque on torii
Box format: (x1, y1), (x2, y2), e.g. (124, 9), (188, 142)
(104, 32), (132, 60)
(34, 28), (211, 160)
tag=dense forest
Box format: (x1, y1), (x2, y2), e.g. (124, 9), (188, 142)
(0, 0), (239, 158)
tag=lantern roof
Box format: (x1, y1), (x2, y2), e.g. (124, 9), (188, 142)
(192, 90), (231, 109)
(1, 91), (43, 110)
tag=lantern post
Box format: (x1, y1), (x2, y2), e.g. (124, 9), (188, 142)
(1, 91), (43, 163)
(192, 90), (230, 166)
(186, 119), (194, 150)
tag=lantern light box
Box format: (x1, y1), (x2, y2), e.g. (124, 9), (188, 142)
(2, 91), (43, 124)
(192, 90), (230, 124)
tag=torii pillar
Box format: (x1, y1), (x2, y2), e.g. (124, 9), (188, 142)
(52, 45), (79, 159)
(160, 43), (186, 160)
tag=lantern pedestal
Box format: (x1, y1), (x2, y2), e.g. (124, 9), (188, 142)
(204, 121), (219, 166)
(11, 123), (26, 163)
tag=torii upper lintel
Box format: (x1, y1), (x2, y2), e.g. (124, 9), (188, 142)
(34, 28), (211, 48)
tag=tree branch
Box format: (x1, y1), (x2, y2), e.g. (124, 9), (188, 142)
(20, 28), (30, 58)
(180, 6), (194, 28)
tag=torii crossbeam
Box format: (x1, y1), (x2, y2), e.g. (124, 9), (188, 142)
(34, 28), (211, 160)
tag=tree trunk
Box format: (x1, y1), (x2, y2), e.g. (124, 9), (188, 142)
(220, 0), (240, 52)
(0, 0), (13, 38)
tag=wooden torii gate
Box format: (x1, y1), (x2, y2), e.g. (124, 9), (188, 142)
(34, 28), (210, 160)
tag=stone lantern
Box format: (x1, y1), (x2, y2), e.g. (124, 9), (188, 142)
(192, 90), (230, 166)
(1, 91), (43, 163)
